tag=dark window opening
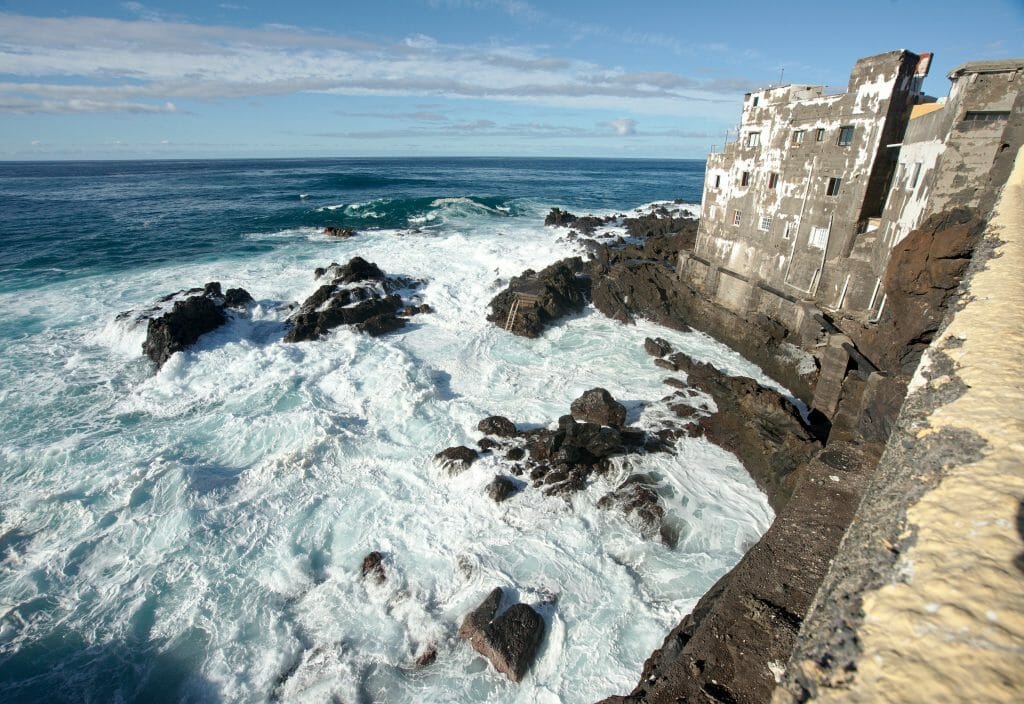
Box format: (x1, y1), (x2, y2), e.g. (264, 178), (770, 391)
(963, 111), (1009, 122)
(826, 177), (842, 196)
(838, 126), (854, 146)
(768, 172), (779, 189)
(752, 96), (759, 107)
(714, 174), (721, 188)
(909, 162), (922, 188)
(792, 130), (805, 145)
(741, 171), (751, 187)
(816, 128), (826, 141)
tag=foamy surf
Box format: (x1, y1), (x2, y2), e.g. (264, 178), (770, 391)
(0, 158), (765, 703)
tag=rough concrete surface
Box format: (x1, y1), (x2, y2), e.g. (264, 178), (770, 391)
(779, 147), (1024, 702)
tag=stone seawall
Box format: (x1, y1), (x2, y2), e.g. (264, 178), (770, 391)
(775, 147), (1024, 702)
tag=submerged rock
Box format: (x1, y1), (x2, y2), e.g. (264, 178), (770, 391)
(323, 226), (356, 238)
(486, 475), (518, 503)
(458, 587), (545, 683)
(139, 281), (253, 370)
(361, 551), (386, 585)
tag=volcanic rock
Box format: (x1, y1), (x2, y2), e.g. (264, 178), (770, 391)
(543, 207), (577, 227)
(434, 446), (479, 475)
(569, 388), (627, 428)
(458, 587), (545, 683)
(644, 337), (674, 358)
(478, 415), (519, 438)
(487, 475), (518, 503)
(323, 226), (356, 238)
(486, 257), (590, 338)
(140, 281), (253, 369)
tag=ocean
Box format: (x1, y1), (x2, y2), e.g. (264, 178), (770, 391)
(0, 157), (774, 703)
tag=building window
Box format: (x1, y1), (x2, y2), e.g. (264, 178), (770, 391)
(752, 96), (759, 107)
(963, 111), (1010, 123)
(826, 177), (842, 196)
(809, 226), (829, 249)
(838, 126), (854, 146)
(741, 171), (751, 186)
(909, 162), (923, 188)
(759, 215), (773, 232)
(732, 210), (742, 226)
(714, 174), (721, 189)
(815, 127), (826, 141)
(783, 221), (797, 240)
(768, 172), (779, 190)
(746, 132), (761, 147)
(792, 130), (805, 145)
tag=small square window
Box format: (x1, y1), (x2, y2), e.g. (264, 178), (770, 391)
(826, 177), (842, 196)
(741, 171), (751, 187)
(783, 221), (797, 240)
(792, 130), (805, 145)
(838, 126), (854, 146)
(759, 215), (773, 232)
(746, 132), (761, 147)
(768, 172), (779, 190)
(815, 128), (826, 142)
(809, 226), (829, 249)
(732, 210), (742, 226)
(714, 174), (721, 189)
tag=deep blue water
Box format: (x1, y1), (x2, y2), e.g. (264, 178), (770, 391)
(0, 157), (705, 293)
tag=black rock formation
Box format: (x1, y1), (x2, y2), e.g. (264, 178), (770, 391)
(569, 387), (627, 428)
(458, 587), (545, 683)
(486, 257), (590, 338)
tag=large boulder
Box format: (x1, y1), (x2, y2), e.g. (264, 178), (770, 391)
(458, 588), (545, 683)
(140, 282), (253, 369)
(434, 446), (479, 475)
(478, 415), (519, 438)
(570, 388), (627, 428)
(486, 258), (590, 338)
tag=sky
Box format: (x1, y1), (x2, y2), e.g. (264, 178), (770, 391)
(0, 0), (1021, 160)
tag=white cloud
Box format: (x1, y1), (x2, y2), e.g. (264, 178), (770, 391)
(607, 118), (637, 135)
(0, 12), (745, 117)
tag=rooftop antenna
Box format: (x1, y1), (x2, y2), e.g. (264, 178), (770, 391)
(779, 67), (785, 85)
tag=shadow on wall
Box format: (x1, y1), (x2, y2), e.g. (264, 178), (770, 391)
(0, 627), (223, 704)
(1015, 498), (1024, 574)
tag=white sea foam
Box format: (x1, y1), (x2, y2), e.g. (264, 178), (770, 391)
(0, 202), (774, 703)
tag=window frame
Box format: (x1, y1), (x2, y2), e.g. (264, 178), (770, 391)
(732, 210), (742, 227)
(741, 171), (751, 187)
(837, 126), (854, 146)
(768, 172), (779, 190)
(783, 220), (797, 240)
(909, 162), (923, 188)
(714, 174), (721, 189)
(815, 127), (826, 142)
(792, 129), (805, 145)
(826, 177), (842, 197)
(746, 132), (761, 147)
(809, 226), (829, 249)
(759, 215), (773, 232)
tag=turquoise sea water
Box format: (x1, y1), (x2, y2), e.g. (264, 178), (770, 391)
(0, 158), (774, 703)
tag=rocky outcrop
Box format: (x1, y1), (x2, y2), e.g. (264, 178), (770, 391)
(323, 226), (356, 238)
(139, 281), (253, 369)
(434, 445), (479, 474)
(486, 475), (518, 503)
(569, 387), (627, 428)
(458, 587), (545, 683)
(486, 258), (590, 337)
(477, 416), (518, 438)
(361, 551), (386, 585)
(284, 257), (426, 343)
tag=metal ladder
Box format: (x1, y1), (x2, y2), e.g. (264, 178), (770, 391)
(504, 296), (521, 331)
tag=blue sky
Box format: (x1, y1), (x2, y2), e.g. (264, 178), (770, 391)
(0, 0), (1021, 160)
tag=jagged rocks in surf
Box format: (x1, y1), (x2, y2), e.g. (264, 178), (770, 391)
(139, 281), (253, 370)
(458, 587), (545, 683)
(644, 336), (674, 358)
(434, 445), (479, 475)
(284, 256), (424, 342)
(323, 226), (356, 238)
(569, 388), (627, 428)
(487, 257), (590, 338)
(544, 207), (577, 227)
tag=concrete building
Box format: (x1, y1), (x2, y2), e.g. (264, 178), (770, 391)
(681, 51), (1024, 338)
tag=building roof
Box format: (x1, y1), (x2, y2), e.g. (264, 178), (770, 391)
(948, 59), (1024, 78)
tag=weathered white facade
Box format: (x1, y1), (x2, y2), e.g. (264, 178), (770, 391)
(681, 52), (1024, 333)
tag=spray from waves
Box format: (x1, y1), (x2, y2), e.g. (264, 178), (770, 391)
(0, 195), (772, 703)
(312, 195), (526, 231)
